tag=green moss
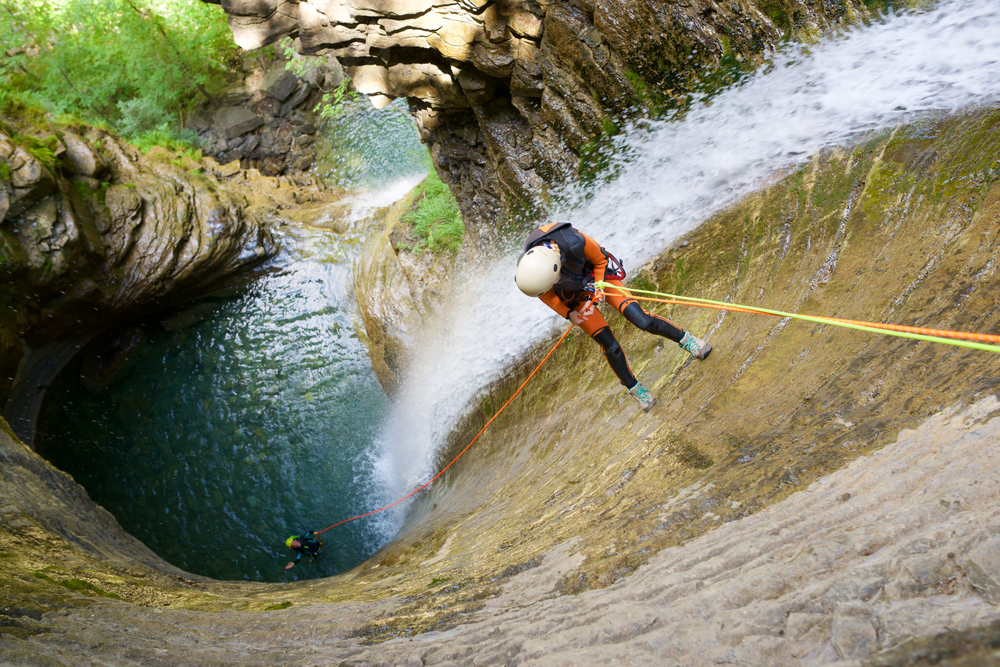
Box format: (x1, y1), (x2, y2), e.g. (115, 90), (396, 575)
(626, 272), (656, 294)
(576, 117), (624, 185)
(401, 168), (464, 255)
(14, 135), (59, 171)
(672, 256), (690, 296)
(758, 1), (791, 33)
(264, 601), (292, 611)
(58, 579), (121, 599)
(34, 571), (121, 598)
(0, 161), (11, 181)
(676, 442), (714, 469)
(625, 69), (667, 116)
(429, 577), (451, 587)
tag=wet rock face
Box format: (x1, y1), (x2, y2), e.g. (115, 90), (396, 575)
(353, 195), (456, 395)
(0, 121), (281, 402)
(208, 0), (870, 239)
(185, 52), (339, 176)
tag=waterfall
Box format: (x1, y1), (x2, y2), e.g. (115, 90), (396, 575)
(364, 0), (1000, 544)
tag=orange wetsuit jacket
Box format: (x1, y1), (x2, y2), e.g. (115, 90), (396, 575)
(524, 223), (636, 335)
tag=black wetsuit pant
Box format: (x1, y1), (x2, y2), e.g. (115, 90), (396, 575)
(592, 302), (685, 389)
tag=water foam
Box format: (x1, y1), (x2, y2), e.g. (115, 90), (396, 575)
(365, 0), (1000, 544)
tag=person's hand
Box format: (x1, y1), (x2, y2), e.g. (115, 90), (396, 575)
(569, 301), (594, 325)
(285, 562), (295, 570)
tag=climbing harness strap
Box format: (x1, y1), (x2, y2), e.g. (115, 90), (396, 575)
(604, 251), (626, 281)
(595, 281), (1000, 354)
(316, 324), (575, 535)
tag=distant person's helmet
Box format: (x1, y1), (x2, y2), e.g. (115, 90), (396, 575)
(515, 242), (561, 297)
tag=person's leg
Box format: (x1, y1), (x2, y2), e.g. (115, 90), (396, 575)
(582, 317), (657, 411)
(591, 326), (637, 389)
(603, 279), (711, 360)
(621, 302), (685, 341)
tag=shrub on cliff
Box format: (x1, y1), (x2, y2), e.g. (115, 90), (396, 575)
(401, 168), (465, 255)
(0, 0), (238, 144)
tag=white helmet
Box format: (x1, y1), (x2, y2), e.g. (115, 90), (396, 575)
(515, 243), (561, 296)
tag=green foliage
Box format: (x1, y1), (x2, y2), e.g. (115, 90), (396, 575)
(277, 37), (356, 122)
(17, 134), (59, 169)
(264, 601), (292, 610)
(401, 167), (465, 255)
(0, 0), (239, 144)
(0, 160), (11, 181)
(317, 79), (357, 123)
(131, 127), (201, 160)
(429, 577), (451, 587)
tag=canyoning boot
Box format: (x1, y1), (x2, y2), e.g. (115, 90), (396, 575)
(628, 383), (658, 412)
(679, 332), (712, 360)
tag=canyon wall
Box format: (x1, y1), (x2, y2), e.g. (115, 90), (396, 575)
(0, 117), (350, 442)
(3, 106), (1000, 664)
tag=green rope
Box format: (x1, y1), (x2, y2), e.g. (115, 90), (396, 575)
(594, 281), (1000, 354)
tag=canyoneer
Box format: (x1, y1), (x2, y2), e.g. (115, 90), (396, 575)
(284, 531), (324, 570)
(515, 222), (712, 411)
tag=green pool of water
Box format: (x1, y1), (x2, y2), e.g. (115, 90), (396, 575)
(37, 231), (392, 582)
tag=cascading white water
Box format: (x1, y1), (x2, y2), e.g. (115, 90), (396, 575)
(364, 0), (1000, 543)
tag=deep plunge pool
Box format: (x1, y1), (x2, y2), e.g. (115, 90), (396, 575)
(35, 99), (430, 582)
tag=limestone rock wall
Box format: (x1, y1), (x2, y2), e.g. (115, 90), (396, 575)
(353, 193), (457, 395)
(208, 0), (871, 241)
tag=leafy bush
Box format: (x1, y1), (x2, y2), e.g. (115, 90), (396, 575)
(0, 0), (239, 146)
(402, 167), (464, 254)
(131, 127), (202, 160)
(279, 37), (356, 122)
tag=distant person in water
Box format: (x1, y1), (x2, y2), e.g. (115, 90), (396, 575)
(285, 531), (324, 570)
(515, 222), (712, 411)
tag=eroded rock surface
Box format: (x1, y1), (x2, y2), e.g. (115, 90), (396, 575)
(0, 119), (347, 437)
(186, 49), (344, 176)
(4, 390), (1000, 664)
(353, 194), (456, 394)
(208, 0), (873, 239)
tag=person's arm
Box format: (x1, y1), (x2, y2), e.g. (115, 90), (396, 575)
(538, 290), (571, 319)
(580, 233), (609, 285)
(540, 289), (594, 325)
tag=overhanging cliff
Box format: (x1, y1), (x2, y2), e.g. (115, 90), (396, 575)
(205, 0), (875, 241)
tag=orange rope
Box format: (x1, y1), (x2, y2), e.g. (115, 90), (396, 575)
(603, 285), (1000, 345)
(316, 324), (575, 535)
